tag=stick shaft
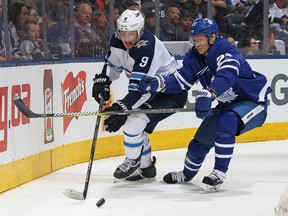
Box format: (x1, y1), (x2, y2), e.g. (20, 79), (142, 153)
(82, 98), (104, 199)
(63, 99), (104, 200)
(13, 95), (195, 118)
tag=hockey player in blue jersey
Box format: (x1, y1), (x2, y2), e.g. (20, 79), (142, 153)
(92, 9), (187, 181)
(139, 18), (272, 192)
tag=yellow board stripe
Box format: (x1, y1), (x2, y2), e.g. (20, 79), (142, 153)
(1, 122), (287, 193)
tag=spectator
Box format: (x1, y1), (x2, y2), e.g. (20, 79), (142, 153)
(0, 0), (26, 60)
(164, 4), (180, 24)
(8, 2), (29, 46)
(179, 0), (207, 19)
(241, 0), (275, 40)
(160, 4), (187, 41)
(268, 28), (281, 55)
(141, 0), (166, 18)
(193, 0), (208, 19)
(269, 0), (288, 52)
(46, 0), (69, 24)
(212, 0), (229, 14)
(212, 3), (243, 39)
(103, 2), (121, 35)
(91, 9), (110, 55)
(226, 0), (251, 14)
(74, 2), (97, 42)
(143, 7), (166, 40)
(47, 9), (79, 58)
(211, 0), (231, 33)
(237, 36), (262, 55)
(222, 0), (251, 29)
(112, 4), (120, 29)
(179, 8), (194, 40)
(74, 2), (102, 57)
(19, 21), (44, 59)
(27, 6), (40, 24)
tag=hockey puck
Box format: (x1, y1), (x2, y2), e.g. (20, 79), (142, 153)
(96, 198), (105, 207)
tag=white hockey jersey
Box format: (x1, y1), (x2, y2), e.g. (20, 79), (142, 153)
(102, 30), (179, 108)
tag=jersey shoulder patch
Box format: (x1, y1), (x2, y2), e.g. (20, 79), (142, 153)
(134, 30), (155, 51)
(134, 40), (149, 48)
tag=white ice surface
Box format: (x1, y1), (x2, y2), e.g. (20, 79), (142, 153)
(0, 140), (287, 216)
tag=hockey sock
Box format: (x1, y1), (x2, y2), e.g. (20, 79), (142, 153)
(214, 134), (235, 173)
(140, 132), (152, 168)
(183, 139), (210, 180)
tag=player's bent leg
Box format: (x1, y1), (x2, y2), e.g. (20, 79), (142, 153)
(114, 114), (152, 180)
(163, 139), (210, 184)
(202, 111), (241, 192)
(139, 132), (153, 168)
(126, 156), (157, 181)
(126, 133), (157, 181)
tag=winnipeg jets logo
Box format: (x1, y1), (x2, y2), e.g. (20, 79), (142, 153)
(216, 87), (238, 103)
(135, 40), (148, 48)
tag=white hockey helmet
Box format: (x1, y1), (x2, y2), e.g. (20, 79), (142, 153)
(117, 9), (145, 40)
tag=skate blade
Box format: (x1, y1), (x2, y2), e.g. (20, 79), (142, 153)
(113, 176), (156, 183)
(113, 178), (124, 183)
(202, 183), (221, 193)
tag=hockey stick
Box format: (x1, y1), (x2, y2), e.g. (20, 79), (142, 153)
(13, 95), (195, 118)
(63, 97), (104, 200)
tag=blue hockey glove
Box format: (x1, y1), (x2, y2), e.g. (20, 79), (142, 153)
(139, 75), (166, 94)
(92, 74), (111, 104)
(104, 101), (130, 133)
(195, 89), (216, 119)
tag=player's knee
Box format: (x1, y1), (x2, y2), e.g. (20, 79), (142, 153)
(216, 111), (242, 137)
(123, 114), (149, 134)
(188, 139), (211, 158)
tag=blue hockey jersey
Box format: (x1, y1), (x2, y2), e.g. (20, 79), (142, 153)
(164, 38), (272, 104)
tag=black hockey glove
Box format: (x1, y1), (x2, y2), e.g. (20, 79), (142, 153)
(92, 74), (111, 104)
(104, 101), (131, 133)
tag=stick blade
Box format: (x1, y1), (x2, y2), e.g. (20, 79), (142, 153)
(13, 95), (39, 118)
(63, 189), (85, 200)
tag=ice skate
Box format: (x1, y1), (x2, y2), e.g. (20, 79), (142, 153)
(202, 170), (225, 192)
(113, 157), (141, 179)
(163, 171), (191, 184)
(126, 156), (157, 181)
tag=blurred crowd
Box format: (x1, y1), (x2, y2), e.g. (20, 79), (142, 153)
(0, 0), (286, 61)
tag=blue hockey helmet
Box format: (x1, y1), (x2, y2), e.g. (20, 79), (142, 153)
(190, 18), (219, 40)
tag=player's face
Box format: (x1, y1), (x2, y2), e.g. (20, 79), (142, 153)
(119, 31), (138, 49)
(192, 34), (209, 55)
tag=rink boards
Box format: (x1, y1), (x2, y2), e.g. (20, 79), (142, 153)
(0, 58), (287, 193)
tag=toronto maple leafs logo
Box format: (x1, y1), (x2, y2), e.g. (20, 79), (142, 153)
(216, 87), (238, 103)
(135, 40), (148, 48)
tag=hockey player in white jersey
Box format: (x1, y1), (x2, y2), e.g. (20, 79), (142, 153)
(92, 9), (187, 181)
(139, 18), (272, 192)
